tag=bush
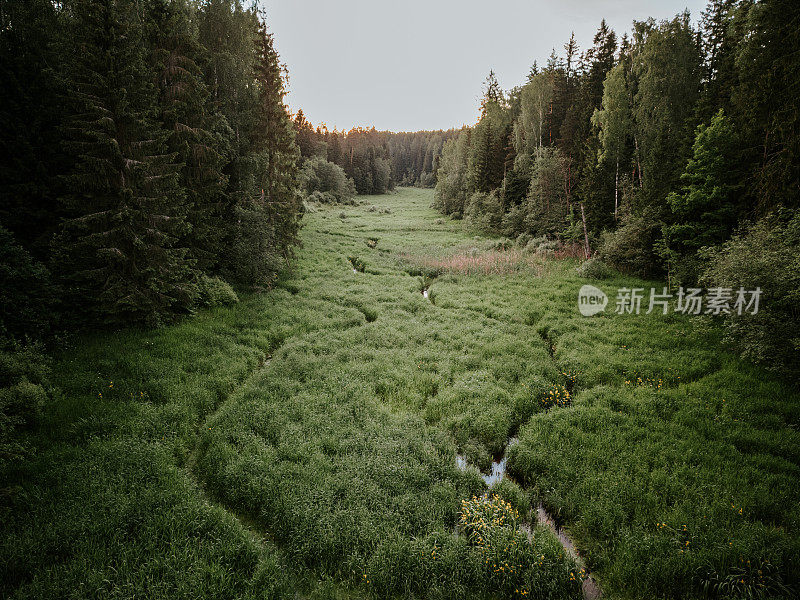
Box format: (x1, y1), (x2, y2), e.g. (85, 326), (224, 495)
(0, 225), (55, 340)
(300, 156), (356, 204)
(515, 232), (532, 248)
(464, 191), (502, 233)
(492, 238), (513, 251)
(196, 275), (239, 308)
(524, 236), (548, 253)
(419, 171), (436, 188)
(598, 209), (663, 277)
(307, 190), (337, 204)
(501, 205), (527, 237)
(535, 239), (561, 252)
(0, 343), (51, 468)
(576, 257), (613, 280)
(702, 210), (800, 380)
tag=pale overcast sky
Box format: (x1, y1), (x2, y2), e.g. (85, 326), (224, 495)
(260, 0), (707, 132)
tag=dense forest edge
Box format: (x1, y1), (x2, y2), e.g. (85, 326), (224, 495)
(431, 1), (799, 381)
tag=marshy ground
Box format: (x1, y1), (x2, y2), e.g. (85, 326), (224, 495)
(2, 188), (798, 599)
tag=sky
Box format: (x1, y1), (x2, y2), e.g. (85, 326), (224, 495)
(260, 0), (708, 133)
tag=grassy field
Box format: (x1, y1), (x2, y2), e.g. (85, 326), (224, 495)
(2, 187), (798, 599)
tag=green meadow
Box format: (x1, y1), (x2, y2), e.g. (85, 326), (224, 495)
(2, 187), (798, 599)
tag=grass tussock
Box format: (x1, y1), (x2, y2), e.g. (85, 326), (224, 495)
(401, 248), (550, 276)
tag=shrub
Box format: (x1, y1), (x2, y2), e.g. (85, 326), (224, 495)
(599, 209), (663, 277)
(492, 238), (514, 251)
(702, 210), (800, 380)
(307, 190), (335, 204)
(501, 205), (527, 237)
(300, 156), (356, 204)
(0, 225), (55, 340)
(535, 239), (561, 253)
(465, 191), (503, 233)
(515, 232), (532, 249)
(196, 275), (239, 308)
(419, 171), (436, 188)
(0, 343), (51, 468)
(524, 236), (548, 253)
(576, 257), (613, 280)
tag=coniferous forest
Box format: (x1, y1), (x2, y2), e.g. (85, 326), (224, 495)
(2, 0), (302, 331)
(1, 1), (800, 599)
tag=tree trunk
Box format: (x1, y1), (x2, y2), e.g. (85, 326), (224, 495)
(580, 201), (590, 259)
(614, 157), (619, 221)
(634, 136), (643, 187)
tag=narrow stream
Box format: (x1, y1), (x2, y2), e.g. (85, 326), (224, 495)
(455, 439), (601, 599)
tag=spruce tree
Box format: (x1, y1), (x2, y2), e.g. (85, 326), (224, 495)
(56, 0), (195, 325)
(150, 0), (229, 274)
(733, 0), (800, 211)
(663, 110), (743, 282)
(226, 17), (301, 286)
(631, 14), (702, 207)
(697, 0), (738, 122)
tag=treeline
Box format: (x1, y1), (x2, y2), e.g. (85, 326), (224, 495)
(0, 0), (302, 336)
(387, 131), (459, 187)
(293, 112), (457, 198)
(434, 0), (800, 376)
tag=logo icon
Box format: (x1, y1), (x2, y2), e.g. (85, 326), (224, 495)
(578, 285), (607, 316)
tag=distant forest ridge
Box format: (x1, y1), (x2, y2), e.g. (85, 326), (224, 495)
(291, 113), (461, 190)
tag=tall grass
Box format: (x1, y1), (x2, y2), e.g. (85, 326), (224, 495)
(401, 248), (549, 276)
(2, 187), (797, 600)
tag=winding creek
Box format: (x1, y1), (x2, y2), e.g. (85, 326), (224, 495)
(456, 439), (601, 600)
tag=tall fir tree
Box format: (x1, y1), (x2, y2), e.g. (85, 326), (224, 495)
(225, 17), (301, 286)
(631, 14), (702, 207)
(150, 0), (229, 274)
(663, 109), (743, 282)
(0, 0), (65, 259)
(697, 0), (739, 122)
(56, 0), (195, 325)
(733, 0), (800, 212)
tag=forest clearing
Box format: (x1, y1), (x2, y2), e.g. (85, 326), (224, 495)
(3, 188), (797, 599)
(2, 0), (799, 598)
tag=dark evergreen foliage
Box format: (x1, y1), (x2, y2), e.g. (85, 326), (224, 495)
(0, 0), (302, 329)
(434, 1), (799, 283)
